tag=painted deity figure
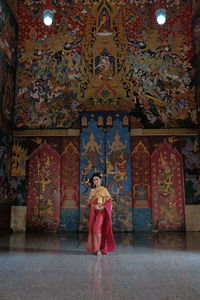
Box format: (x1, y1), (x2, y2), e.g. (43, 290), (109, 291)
(82, 132), (102, 168)
(95, 55), (113, 80)
(107, 131), (128, 182)
(107, 131), (127, 154)
(97, 10), (112, 35)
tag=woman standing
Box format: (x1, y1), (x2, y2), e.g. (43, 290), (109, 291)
(87, 172), (116, 256)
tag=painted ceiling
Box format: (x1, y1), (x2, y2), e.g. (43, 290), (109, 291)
(13, 0), (198, 129)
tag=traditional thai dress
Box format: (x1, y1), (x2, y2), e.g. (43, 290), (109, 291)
(87, 186), (116, 254)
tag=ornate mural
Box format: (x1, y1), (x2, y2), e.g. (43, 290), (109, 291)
(0, 128), (12, 204)
(132, 137), (151, 208)
(61, 137), (80, 209)
(27, 140), (61, 231)
(192, 7), (200, 125)
(14, 0), (198, 129)
(60, 137), (80, 232)
(151, 139), (185, 231)
(25, 136), (80, 232)
(181, 136), (200, 205)
(1, 0), (199, 232)
(10, 137), (29, 206)
(0, 0), (17, 128)
(0, 134), (29, 206)
(131, 137), (152, 231)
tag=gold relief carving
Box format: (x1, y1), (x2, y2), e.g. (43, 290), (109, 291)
(13, 129), (80, 137)
(81, 116), (88, 127)
(123, 116), (129, 126)
(13, 128), (200, 137)
(98, 116), (104, 126)
(35, 156), (51, 193)
(62, 141), (79, 156)
(167, 136), (179, 144)
(106, 116), (112, 126)
(11, 139), (28, 177)
(32, 138), (42, 145)
(131, 128), (200, 136)
(132, 140), (149, 156)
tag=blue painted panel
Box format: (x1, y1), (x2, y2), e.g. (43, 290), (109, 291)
(79, 112), (133, 232)
(181, 136), (200, 205)
(79, 114), (106, 231)
(80, 118), (105, 194)
(106, 117), (133, 231)
(133, 208), (152, 232)
(60, 208), (80, 232)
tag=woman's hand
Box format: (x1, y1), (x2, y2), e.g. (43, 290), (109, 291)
(86, 199), (91, 207)
(94, 204), (103, 210)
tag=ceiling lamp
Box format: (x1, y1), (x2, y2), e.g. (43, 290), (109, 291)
(156, 8), (166, 25)
(43, 0), (55, 26)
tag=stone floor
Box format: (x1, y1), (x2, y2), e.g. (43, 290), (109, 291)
(0, 231), (200, 300)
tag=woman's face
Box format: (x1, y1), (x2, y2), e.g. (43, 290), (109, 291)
(93, 176), (101, 187)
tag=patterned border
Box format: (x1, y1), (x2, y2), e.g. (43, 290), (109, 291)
(13, 129), (80, 137)
(13, 128), (200, 137)
(131, 129), (200, 136)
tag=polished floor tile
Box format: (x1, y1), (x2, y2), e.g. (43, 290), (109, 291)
(0, 232), (200, 300)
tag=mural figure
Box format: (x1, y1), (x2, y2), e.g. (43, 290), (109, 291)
(35, 157), (51, 193)
(152, 142), (185, 231)
(97, 8), (112, 35)
(158, 152), (176, 197)
(95, 54), (114, 80)
(181, 137), (200, 170)
(11, 140), (28, 177)
(82, 131), (103, 168)
(107, 130), (129, 195)
(27, 141), (60, 231)
(114, 151), (127, 182)
(33, 196), (54, 219)
(107, 130), (127, 154)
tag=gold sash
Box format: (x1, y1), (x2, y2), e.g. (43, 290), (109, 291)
(90, 186), (111, 205)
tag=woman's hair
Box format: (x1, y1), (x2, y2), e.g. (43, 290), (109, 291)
(90, 172), (103, 188)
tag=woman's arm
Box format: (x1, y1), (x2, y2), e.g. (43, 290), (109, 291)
(86, 189), (94, 207)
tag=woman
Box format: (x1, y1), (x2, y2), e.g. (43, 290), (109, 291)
(87, 172), (116, 256)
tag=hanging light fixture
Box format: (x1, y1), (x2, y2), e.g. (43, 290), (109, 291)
(156, 8), (166, 25)
(43, 0), (55, 26)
